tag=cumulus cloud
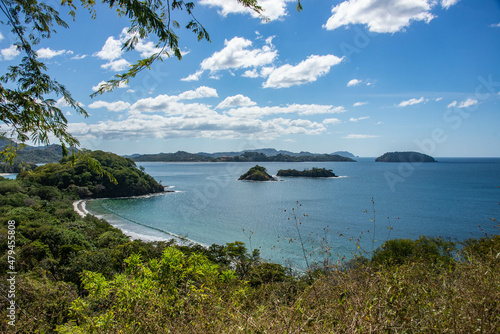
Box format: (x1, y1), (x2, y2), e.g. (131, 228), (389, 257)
(95, 36), (123, 61)
(88, 101), (131, 112)
(242, 69), (260, 78)
(398, 97), (425, 107)
(199, 0), (294, 21)
(36, 47), (71, 59)
(1, 45), (20, 61)
(349, 116), (370, 122)
(69, 87), (347, 141)
(95, 28), (165, 72)
(183, 36), (277, 81)
(353, 101), (368, 107)
(447, 98), (478, 109)
(490, 22), (500, 28)
(263, 54), (343, 88)
(225, 104), (345, 118)
(343, 134), (378, 139)
(323, 0), (454, 33)
(101, 58), (131, 72)
(0, 32), (3, 41)
(347, 79), (361, 87)
(216, 95), (257, 109)
(92, 80), (129, 92)
(178, 86), (218, 100)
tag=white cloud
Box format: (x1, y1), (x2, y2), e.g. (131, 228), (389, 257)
(323, 118), (342, 125)
(434, 97), (443, 101)
(0, 32), (4, 41)
(178, 86), (218, 100)
(242, 69), (260, 78)
(199, 0), (294, 21)
(347, 79), (361, 87)
(1, 45), (20, 61)
(263, 54), (343, 88)
(71, 54), (87, 60)
(88, 100), (131, 112)
(95, 36), (123, 60)
(448, 98), (478, 109)
(226, 104), (345, 118)
(398, 97), (425, 107)
(343, 134), (378, 139)
(101, 58), (131, 72)
(55, 97), (70, 108)
(324, 0), (441, 33)
(189, 37), (277, 80)
(353, 101), (368, 107)
(441, 0), (459, 9)
(54, 97), (85, 108)
(92, 80), (128, 92)
(349, 116), (370, 122)
(70, 87), (351, 142)
(36, 47), (71, 59)
(134, 40), (161, 58)
(95, 28), (167, 73)
(490, 22), (500, 28)
(216, 95), (257, 109)
(181, 70), (204, 82)
(69, 113), (327, 141)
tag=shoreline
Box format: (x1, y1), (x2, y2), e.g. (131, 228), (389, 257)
(71, 190), (202, 246)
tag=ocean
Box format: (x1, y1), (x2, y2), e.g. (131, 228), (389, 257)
(85, 158), (500, 268)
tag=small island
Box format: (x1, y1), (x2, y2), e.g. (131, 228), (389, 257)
(375, 151), (436, 163)
(277, 167), (337, 178)
(238, 165), (276, 181)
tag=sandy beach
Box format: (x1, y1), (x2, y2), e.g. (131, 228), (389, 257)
(73, 200), (89, 217)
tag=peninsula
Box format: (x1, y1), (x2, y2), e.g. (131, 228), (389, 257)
(375, 151), (436, 163)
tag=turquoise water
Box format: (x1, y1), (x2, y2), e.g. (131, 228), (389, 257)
(86, 158), (500, 267)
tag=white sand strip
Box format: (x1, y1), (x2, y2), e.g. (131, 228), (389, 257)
(73, 200), (89, 217)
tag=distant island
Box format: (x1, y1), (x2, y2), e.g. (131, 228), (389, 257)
(238, 165), (276, 181)
(375, 151), (437, 163)
(130, 149), (356, 163)
(277, 167), (337, 178)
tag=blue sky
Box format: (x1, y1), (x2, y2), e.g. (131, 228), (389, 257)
(1, 0), (500, 157)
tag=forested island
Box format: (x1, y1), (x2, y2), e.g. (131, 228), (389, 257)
(375, 151), (436, 163)
(238, 165), (276, 181)
(277, 167), (337, 178)
(131, 150), (356, 163)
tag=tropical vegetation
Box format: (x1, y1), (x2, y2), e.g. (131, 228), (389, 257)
(238, 165), (276, 181)
(277, 167), (337, 178)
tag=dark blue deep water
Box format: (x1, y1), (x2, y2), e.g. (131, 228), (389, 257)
(86, 158), (500, 267)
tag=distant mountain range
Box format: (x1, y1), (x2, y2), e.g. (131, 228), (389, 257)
(196, 148), (357, 159)
(0, 138), (71, 164)
(127, 149), (357, 163)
